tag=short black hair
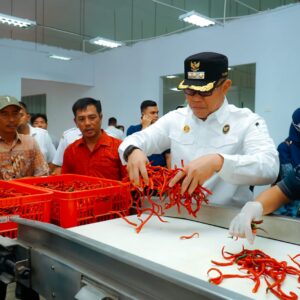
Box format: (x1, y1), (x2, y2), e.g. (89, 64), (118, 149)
(19, 101), (28, 111)
(140, 100), (157, 113)
(72, 97), (102, 117)
(30, 113), (48, 125)
(108, 117), (117, 126)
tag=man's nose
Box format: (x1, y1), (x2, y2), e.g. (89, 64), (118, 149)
(8, 114), (19, 122)
(84, 118), (92, 126)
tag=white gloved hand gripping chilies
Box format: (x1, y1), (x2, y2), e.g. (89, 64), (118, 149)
(229, 201), (264, 244)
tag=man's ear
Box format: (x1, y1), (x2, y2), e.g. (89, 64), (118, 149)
(222, 79), (232, 94)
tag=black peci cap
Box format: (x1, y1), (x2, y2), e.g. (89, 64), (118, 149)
(178, 52), (228, 92)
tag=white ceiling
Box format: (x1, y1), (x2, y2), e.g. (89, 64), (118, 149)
(0, 0), (297, 53)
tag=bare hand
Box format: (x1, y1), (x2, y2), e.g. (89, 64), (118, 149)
(127, 149), (149, 186)
(141, 114), (152, 129)
(169, 154), (224, 194)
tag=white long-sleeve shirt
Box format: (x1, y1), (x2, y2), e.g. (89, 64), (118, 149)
(119, 99), (279, 207)
(105, 126), (124, 140)
(52, 127), (82, 166)
(29, 125), (56, 163)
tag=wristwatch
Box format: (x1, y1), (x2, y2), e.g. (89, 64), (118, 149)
(123, 145), (140, 162)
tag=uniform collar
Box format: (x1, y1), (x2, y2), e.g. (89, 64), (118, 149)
(210, 98), (230, 124)
(188, 97), (230, 125)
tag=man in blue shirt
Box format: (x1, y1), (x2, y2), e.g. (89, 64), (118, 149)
(127, 100), (170, 168)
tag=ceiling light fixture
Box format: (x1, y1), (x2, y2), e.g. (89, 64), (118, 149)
(166, 75), (177, 79)
(0, 12), (36, 28)
(49, 55), (72, 61)
(89, 37), (124, 48)
(179, 11), (215, 27)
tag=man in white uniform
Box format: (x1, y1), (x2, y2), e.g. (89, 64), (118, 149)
(105, 117), (123, 139)
(18, 102), (56, 164)
(119, 52), (279, 207)
(51, 127), (82, 174)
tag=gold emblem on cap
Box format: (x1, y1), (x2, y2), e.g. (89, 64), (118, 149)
(223, 124), (230, 134)
(190, 61), (200, 72)
(183, 125), (190, 133)
(178, 81), (215, 91)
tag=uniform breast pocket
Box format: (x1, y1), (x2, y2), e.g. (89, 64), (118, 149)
(170, 132), (195, 145)
(208, 136), (239, 154)
(169, 132), (195, 164)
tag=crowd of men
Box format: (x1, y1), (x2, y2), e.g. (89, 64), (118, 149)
(1, 52), (299, 246)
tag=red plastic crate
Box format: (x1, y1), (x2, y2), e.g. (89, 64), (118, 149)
(15, 174), (131, 228)
(0, 180), (52, 238)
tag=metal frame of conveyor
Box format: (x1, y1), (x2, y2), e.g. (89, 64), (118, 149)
(0, 217), (253, 300)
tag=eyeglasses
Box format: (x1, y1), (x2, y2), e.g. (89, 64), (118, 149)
(183, 79), (225, 97)
(292, 121), (300, 132)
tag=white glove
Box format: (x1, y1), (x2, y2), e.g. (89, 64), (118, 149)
(229, 201), (263, 244)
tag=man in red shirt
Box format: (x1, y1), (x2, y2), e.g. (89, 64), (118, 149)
(61, 97), (126, 180)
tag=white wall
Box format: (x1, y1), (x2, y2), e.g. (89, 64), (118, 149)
(0, 39), (95, 100)
(0, 4), (299, 146)
(0, 39), (96, 135)
(21, 79), (92, 137)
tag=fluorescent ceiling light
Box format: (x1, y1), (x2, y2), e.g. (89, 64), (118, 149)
(89, 37), (124, 48)
(0, 12), (36, 28)
(49, 55), (72, 61)
(166, 75), (177, 79)
(179, 11), (215, 27)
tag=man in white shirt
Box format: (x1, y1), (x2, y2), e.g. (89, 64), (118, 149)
(30, 113), (60, 148)
(18, 102), (56, 164)
(51, 127), (82, 174)
(105, 117), (123, 140)
(119, 52), (279, 207)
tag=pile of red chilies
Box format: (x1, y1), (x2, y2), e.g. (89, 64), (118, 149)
(35, 180), (112, 192)
(208, 246), (300, 300)
(0, 188), (29, 198)
(0, 188), (30, 216)
(119, 164), (212, 233)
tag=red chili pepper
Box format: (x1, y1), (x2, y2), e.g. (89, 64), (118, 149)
(210, 259), (235, 266)
(251, 220), (268, 234)
(180, 232), (199, 240)
(289, 254), (300, 268)
(109, 211), (137, 227)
